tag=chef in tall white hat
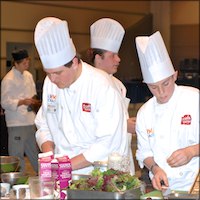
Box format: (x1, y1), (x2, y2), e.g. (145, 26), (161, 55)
(34, 16), (130, 175)
(90, 18), (125, 53)
(89, 18), (136, 175)
(136, 31), (175, 84)
(34, 17), (76, 70)
(135, 31), (199, 192)
(89, 18), (124, 76)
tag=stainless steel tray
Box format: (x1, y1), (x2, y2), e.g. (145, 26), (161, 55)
(67, 174), (145, 199)
(166, 193), (199, 199)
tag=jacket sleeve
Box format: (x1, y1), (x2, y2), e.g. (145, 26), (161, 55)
(135, 103), (154, 168)
(1, 78), (20, 111)
(35, 77), (53, 151)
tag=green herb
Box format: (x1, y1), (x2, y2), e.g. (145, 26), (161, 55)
(69, 168), (140, 192)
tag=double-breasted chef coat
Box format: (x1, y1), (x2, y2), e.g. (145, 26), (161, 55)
(1, 67), (36, 126)
(35, 61), (129, 174)
(136, 85), (199, 191)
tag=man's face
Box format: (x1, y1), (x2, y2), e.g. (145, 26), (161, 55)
(15, 58), (30, 73)
(45, 65), (76, 89)
(96, 51), (121, 75)
(147, 71), (178, 104)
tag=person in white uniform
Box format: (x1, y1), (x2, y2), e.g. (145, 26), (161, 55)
(1, 49), (40, 173)
(34, 17), (130, 175)
(88, 18), (135, 175)
(135, 31), (199, 191)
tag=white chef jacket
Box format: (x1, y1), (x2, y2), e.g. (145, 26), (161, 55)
(136, 84), (199, 191)
(1, 67), (36, 127)
(111, 75), (135, 175)
(35, 61), (129, 174)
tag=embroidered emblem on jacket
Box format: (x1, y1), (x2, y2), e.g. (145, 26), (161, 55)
(47, 94), (57, 112)
(48, 94), (56, 102)
(147, 128), (154, 137)
(82, 103), (91, 112)
(181, 114), (191, 125)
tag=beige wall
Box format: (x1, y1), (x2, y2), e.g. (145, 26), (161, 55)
(1, 1), (150, 80)
(170, 1), (199, 68)
(1, 1), (199, 80)
(171, 1), (199, 25)
(150, 1), (199, 70)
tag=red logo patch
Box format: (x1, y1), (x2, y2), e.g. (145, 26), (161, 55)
(82, 103), (91, 112)
(181, 114), (191, 125)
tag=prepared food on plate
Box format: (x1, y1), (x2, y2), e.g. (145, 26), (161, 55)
(69, 168), (140, 192)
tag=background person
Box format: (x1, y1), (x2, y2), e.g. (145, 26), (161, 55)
(1, 49), (40, 173)
(135, 31), (199, 191)
(34, 16), (130, 175)
(88, 18), (136, 174)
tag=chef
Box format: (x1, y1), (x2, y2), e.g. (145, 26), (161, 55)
(135, 31), (199, 191)
(89, 18), (135, 175)
(34, 16), (129, 175)
(1, 49), (40, 173)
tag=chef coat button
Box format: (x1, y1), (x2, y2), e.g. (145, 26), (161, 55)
(179, 172), (183, 176)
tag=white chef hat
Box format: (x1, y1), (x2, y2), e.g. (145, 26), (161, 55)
(90, 18), (125, 53)
(135, 31), (175, 84)
(34, 17), (76, 69)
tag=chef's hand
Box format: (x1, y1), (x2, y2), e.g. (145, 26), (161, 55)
(41, 141), (55, 153)
(18, 98), (35, 106)
(31, 98), (41, 105)
(127, 117), (136, 134)
(167, 145), (198, 167)
(70, 154), (92, 170)
(29, 98), (42, 113)
(151, 165), (169, 190)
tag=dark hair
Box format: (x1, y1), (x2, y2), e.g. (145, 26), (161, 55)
(12, 49), (30, 66)
(87, 48), (106, 65)
(64, 54), (81, 68)
(12, 49), (29, 61)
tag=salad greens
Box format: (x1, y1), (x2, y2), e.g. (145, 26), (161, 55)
(69, 168), (140, 192)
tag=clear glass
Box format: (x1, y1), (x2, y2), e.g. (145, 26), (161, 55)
(108, 152), (130, 172)
(28, 176), (54, 199)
